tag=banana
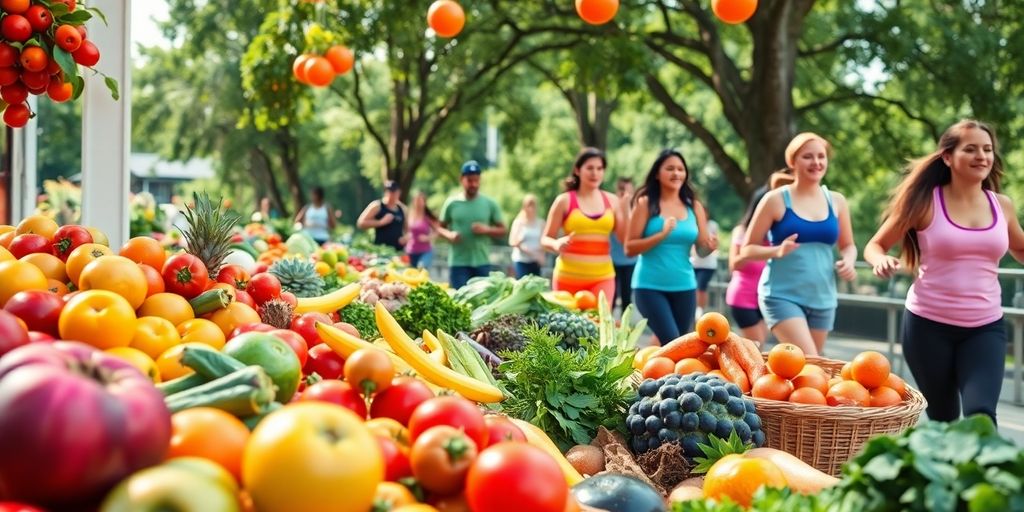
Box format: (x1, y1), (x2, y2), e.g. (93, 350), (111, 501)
(375, 303), (504, 403)
(294, 282), (360, 314)
(315, 321), (442, 394)
(422, 330), (448, 367)
(508, 418), (585, 486)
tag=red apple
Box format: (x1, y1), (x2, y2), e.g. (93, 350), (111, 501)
(4, 290), (63, 336)
(0, 310), (29, 357)
(8, 234), (50, 259)
(228, 322), (275, 340)
(269, 328), (308, 367)
(0, 342), (171, 506)
(304, 343), (344, 380)
(299, 379), (366, 418)
(290, 312), (331, 347)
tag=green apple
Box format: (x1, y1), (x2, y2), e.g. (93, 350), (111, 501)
(100, 464), (240, 512)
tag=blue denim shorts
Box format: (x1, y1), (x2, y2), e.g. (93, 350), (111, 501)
(759, 296), (835, 331)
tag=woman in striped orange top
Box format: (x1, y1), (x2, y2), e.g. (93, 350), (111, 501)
(541, 147), (629, 301)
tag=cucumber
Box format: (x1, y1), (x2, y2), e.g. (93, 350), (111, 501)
(242, 402), (283, 431)
(188, 288), (233, 316)
(165, 366), (276, 417)
(179, 345), (246, 380)
(157, 373), (206, 396)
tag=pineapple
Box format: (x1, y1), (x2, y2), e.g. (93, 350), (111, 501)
(260, 299), (295, 329)
(268, 258), (325, 298)
(181, 192), (240, 279)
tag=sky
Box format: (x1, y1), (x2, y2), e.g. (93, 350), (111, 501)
(130, 0), (170, 56)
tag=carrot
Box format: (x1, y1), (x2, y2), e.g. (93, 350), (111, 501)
(726, 333), (768, 384)
(716, 340), (751, 392)
(697, 347), (719, 371)
(651, 332), (709, 362)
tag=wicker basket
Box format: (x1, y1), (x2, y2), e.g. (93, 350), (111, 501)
(752, 355), (927, 476)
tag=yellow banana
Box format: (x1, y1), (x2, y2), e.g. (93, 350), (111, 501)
(374, 303), (504, 403)
(294, 282), (361, 314)
(314, 321), (442, 393)
(508, 418), (585, 485)
(422, 330), (447, 367)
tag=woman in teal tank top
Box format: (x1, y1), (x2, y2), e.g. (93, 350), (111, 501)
(738, 133), (857, 356)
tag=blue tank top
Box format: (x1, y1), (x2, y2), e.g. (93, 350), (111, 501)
(759, 186), (839, 308)
(632, 207), (698, 292)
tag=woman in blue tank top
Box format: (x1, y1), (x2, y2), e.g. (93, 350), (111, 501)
(739, 133), (857, 356)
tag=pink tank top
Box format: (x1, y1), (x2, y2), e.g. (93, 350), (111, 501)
(725, 225), (765, 309)
(905, 187), (1007, 327)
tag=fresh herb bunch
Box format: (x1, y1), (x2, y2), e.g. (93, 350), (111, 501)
(672, 487), (831, 512)
(340, 301), (379, 340)
(499, 325), (636, 451)
(394, 282), (471, 336)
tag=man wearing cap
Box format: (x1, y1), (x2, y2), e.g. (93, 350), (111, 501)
(440, 160), (506, 288)
(357, 179), (408, 252)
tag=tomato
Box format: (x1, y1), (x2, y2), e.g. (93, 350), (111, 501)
(246, 272), (281, 305)
(207, 302), (260, 338)
(45, 279), (68, 297)
(3, 290), (63, 336)
(410, 425), (478, 496)
(65, 243), (113, 285)
(176, 318), (226, 350)
(376, 435), (413, 481)
(58, 290), (138, 349)
(0, 259), (48, 306)
(299, 380), (366, 418)
(162, 254), (209, 299)
(269, 329), (308, 367)
(482, 416), (527, 447)
(20, 252), (67, 282)
(432, 493), (470, 512)
(129, 316), (182, 360)
(234, 289), (256, 309)
(365, 418), (410, 447)
(243, 402), (383, 512)
(304, 343), (345, 380)
(465, 443), (568, 512)
(50, 225), (91, 261)
(9, 233), (50, 259)
(105, 346), (161, 383)
(138, 292), (194, 328)
(168, 408), (250, 483)
(72, 40), (99, 67)
(0, 309), (29, 357)
(215, 264), (250, 290)
(409, 396), (487, 449)
(24, 5), (52, 32)
(119, 236), (165, 271)
(210, 283), (237, 303)
(370, 376), (434, 426)
(290, 312), (330, 347)
(77, 255), (149, 309)
(155, 342), (204, 380)
(0, 502), (45, 512)
(344, 348), (394, 396)
(138, 263), (166, 297)
(229, 322), (275, 340)
(54, 24), (82, 52)
(374, 481), (416, 507)
(2, 102), (28, 128)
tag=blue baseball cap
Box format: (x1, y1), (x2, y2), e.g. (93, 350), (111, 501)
(460, 160), (482, 176)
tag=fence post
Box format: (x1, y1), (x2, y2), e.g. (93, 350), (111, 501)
(886, 305), (902, 377)
(1014, 317), (1023, 406)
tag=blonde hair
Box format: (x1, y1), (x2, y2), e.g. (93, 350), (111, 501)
(514, 193), (538, 225)
(784, 132), (831, 169)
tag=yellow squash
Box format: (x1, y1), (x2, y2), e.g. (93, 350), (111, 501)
(294, 282), (360, 314)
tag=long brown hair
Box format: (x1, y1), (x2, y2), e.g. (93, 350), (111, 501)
(885, 119), (1003, 270)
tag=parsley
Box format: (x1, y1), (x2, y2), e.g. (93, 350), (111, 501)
(393, 282), (471, 336)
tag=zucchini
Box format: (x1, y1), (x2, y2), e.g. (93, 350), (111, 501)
(157, 373), (206, 396)
(242, 401), (283, 431)
(188, 288), (233, 316)
(165, 366), (277, 417)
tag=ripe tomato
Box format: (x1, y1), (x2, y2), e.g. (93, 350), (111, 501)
(161, 253), (209, 299)
(176, 318), (226, 351)
(243, 402), (383, 512)
(228, 322), (275, 340)
(374, 481), (416, 508)
(0, 0), (29, 14)
(19, 69), (47, 90)
(168, 407), (250, 483)
(3, 290), (63, 336)
(2, 102), (29, 128)
(119, 236), (166, 270)
(408, 396), (487, 449)
(46, 78), (72, 103)
(0, 83), (27, 106)
(105, 346), (160, 383)
(129, 316), (182, 360)
(465, 443), (568, 512)
(58, 290), (138, 349)
(370, 376), (435, 426)
(410, 425), (478, 496)
(0, 309), (30, 357)
(8, 233), (49, 258)
(65, 243), (113, 286)
(215, 264), (250, 290)
(139, 263), (165, 297)
(20, 252), (67, 282)
(234, 289), (256, 308)
(290, 312), (330, 347)
(51, 225), (92, 261)
(482, 416), (526, 447)
(304, 343), (345, 380)
(18, 45), (46, 72)
(0, 42), (17, 67)
(376, 435), (412, 481)
(299, 380), (366, 418)
(344, 348), (394, 396)
(269, 329), (308, 368)
(0, 15), (31, 42)
(246, 272), (281, 305)
(325, 45), (354, 74)
(0, 68), (19, 87)
(0, 502), (45, 512)
(0, 259), (48, 306)
(54, 24), (82, 52)
(207, 302), (260, 338)
(72, 40), (99, 66)
(138, 292), (194, 328)
(77, 255), (149, 309)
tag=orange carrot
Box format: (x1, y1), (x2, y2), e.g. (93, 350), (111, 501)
(726, 333), (768, 384)
(717, 340), (751, 392)
(697, 347), (719, 371)
(651, 332), (709, 362)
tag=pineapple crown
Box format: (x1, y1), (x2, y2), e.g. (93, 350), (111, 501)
(692, 431), (753, 474)
(181, 192), (240, 279)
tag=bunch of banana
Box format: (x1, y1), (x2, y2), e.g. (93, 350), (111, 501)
(293, 282), (360, 314)
(315, 321), (443, 395)
(384, 267), (429, 287)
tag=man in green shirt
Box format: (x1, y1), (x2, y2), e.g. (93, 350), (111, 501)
(440, 160), (506, 288)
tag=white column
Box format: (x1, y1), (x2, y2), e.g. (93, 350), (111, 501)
(81, 0), (130, 247)
(9, 96), (38, 221)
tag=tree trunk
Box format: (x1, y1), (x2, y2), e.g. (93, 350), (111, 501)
(249, 147), (288, 218)
(275, 130), (304, 212)
(568, 90), (617, 150)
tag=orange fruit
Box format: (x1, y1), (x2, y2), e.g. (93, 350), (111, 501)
(674, 358), (710, 376)
(884, 373), (907, 397)
(573, 290), (597, 310)
(46, 278), (69, 296)
(751, 373), (794, 401)
(138, 263), (165, 297)
(788, 387), (827, 405)
(20, 252), (66, 282)
(850, 351), (891, 389)
(840, 362), (853, 380)
(167, 407), (250, 483)
(65, 243), (113, 286)
(869, 386), (903, 407)
(703, 454), (787, 508)
(15, 215), (58, 240)
(633, 346), (659, 370)
(642, 357), (675, 379)
(791, 370), (829, 395)
(826, 380), (870, 407)
(802, 364), (828, 377)
(695, 312), (731, 344)
(766, 343), (805, 379)
(155, 343), (200, 381)
(828, 376), (843, 389)
(119, 236), (166, 272)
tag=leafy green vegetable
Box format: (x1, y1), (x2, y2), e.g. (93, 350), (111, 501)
(393, 282), (471, 336)
(340, 301), (379, 340)
(499, 325), (636, 451)
(455, 273), (564, 327)
(671, 487), (832, 512)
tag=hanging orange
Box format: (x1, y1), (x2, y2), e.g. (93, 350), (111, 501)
(427, 0), (465, 38)
(303, 56), (335, 87)
(712, 0), (758, 24)
(575, 0), (619, 25)
(292, 54), (314, 84)
(325, 45), (354, 75)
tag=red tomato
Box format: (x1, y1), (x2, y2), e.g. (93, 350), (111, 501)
(228, 322), (275, 340)
(408, 396), (487, 449)
(246, 272), (281, 305)
(161, 253), (209, 299)
(0, 501), (46, 512)
(304, 343), (345, 380)
(269, 329), (308, 368)
(290, 312), (331, 347)
(299, 380), (367, 418)
(0, 309), (30, 357)
(465, 443), (568, 512)
(215, 264), (250, 290)
(8, 234), (49, 259)
(26, 331), (54, 343)
(376, 435), (412, 481)
(483, 416), (526, 447)
(410, 425), (478, 496)
(370, 376), (434, 426)
(50, 225), (92, 261)
(3, 290), (63, 336)
(234, 289), (256, 308)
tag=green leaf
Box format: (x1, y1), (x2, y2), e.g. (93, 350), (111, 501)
(861, 452), (904, 481)
(909, 429), (948, 460)
(71, 75), (84, 100)
(564, 393), (599, 409)
(53, 47), (77, 80)
(47, 2), (68, 17)
(104, 76), (120, 100)
(87, 6), (107, 25)
(913, 456), (959, 484)
(983, 467), (1022, 493)
(924, 482), (956, 512)
(976, 441), (1019, 466)
(59, 10), (92, 24)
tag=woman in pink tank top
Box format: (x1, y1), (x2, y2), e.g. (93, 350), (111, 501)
(864, 120), (1024, 424)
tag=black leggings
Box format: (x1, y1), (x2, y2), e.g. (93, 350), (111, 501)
(614, 265), (635, 310)
(901, 309), (1006, 424)
(634, 288), (696, 343)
